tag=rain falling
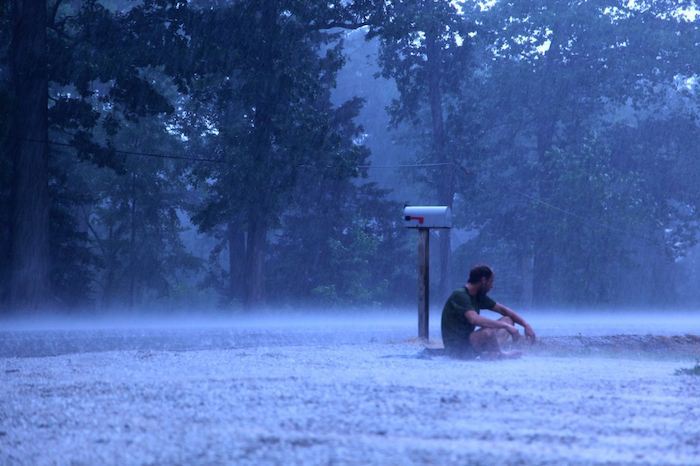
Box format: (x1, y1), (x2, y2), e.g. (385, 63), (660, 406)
(1, 1), (700, 464)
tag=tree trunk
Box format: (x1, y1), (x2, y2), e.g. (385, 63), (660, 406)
(532, 122), (556, 307)
(128, 172), (137, 309)
(8, 0), (50, 310)
(0, 154), (10, 307)
(518, 247), (534, 308)
(244, 215), (266, 307)
(227, 221), (245, 302)
(238, 4), (277, 309)
(100, 223), (117, 309)
(530, 21), (566, 307)
(425, 29), (452, 299)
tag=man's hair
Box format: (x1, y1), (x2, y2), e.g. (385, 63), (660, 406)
(467, 265), (493, 284)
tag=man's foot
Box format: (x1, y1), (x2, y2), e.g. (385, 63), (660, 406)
(477, 350), (523, 360)
(499, 350), (523, 359)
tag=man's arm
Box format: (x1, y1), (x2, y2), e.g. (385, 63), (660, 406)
(492, 303), (537, 342)
(465, 310), (520, 339)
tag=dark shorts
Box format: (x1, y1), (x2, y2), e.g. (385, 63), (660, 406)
(443, 339), (478, 360)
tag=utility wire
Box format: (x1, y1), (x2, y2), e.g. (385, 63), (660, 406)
(364, 162), (453, 169)
(14, 136), (665, 246)
(18, 137), (458, 170)
(20, 138), (228, 164)
(498, 185), (661, 246)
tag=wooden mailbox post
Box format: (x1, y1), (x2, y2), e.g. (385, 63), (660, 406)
(403, 206), (452, 341)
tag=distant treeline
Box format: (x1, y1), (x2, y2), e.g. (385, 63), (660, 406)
(1, 0), (700, 312)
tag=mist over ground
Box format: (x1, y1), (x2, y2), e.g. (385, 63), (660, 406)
(3, 307), (700, 335)
(2, 310), (699, 464)
(4, 0), (700, 464)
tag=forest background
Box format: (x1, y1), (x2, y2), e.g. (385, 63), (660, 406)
(2, 0), (700, 313)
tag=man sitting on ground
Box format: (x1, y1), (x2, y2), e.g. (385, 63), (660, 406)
(441, 265), (536, 359)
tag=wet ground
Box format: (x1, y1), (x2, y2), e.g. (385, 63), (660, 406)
(1, 311), (699, 465)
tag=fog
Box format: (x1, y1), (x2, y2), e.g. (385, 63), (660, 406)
(2, 309), (699, 464)
(3, 0), (700, 463)
(3, 307), (700, 335)
(5, 0), (700, 313)
(2, 308), (700, 361)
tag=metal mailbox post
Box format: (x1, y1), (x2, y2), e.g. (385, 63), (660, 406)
(403, 206), (452, 341)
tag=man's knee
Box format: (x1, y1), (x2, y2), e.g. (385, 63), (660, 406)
(469, 329), (500, 352)
(499, 316), (513, 325)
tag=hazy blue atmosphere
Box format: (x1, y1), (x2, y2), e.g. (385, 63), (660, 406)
(4, 0), (700, 312)
(2, 1), (700, 465)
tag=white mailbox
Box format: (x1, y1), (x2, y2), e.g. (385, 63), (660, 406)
(403, 205), (452, 341)
(403, 206), (452, 229)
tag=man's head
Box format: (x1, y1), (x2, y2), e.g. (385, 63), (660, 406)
(467, 264), (494, 294)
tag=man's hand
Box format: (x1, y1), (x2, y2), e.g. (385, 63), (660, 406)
(492, 303), (536, 345)
(505, 324), (520, 341)
(524, 324), (537, 344)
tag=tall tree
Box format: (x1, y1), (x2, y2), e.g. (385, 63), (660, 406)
(82, 120), (199, 309)
(186, 1), (373, 307)
(7, 0), (195, 309)
(8, 0), (51, 310)
(465, 0), (700, 305)
(368, 0), (471, 298)
(0, 0), (12, 308)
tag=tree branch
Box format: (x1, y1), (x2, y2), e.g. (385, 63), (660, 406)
(49, 0), (66, 28)
(81, 207), (108, 259)
(308, 20), (371, 32)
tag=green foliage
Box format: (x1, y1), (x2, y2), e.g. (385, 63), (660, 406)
(83, 117), (200, 308)
(37, 0), (201, 309)
(447, 0), (700, 306)
(269, 180), (412, 306)
(48, 175), (97, 307)
(187, 2), (365, 219)
(184, 1), (390, 305)
(5, 0), (700, 310)
(368, 1), (468, 118)
(534, 141), (649, 303)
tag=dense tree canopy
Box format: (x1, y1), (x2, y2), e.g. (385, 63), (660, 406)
(2, 0), (700, 311)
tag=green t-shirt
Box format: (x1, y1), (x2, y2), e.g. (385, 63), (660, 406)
(440, 287), (497, 352)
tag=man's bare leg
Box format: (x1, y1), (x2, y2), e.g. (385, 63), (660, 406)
(469, 316), (522, 359)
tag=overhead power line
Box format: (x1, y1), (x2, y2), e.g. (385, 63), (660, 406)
(501, 186), (661, 246)
(14, 136), (662, 246)
(20, 138), (227, 164)
(17, 137), (459, 170)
